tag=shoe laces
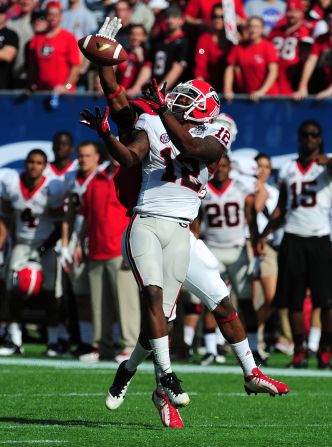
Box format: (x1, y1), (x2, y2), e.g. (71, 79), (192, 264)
(162, 372), (184, 395)
(250, 367), (283, 386)
(110, 362), (135, 397)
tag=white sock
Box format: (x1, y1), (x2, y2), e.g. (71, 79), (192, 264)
(204, 332), (217, 356)
(79, 321), (93, 345)
(216, 327), (226, 346)
(9, 323), (22, 347)
(58, 323), (70, 341)
(126, 341), (152, 372)
(308, 327), (321, 353)
(247, 332), (258, 352)
(231, 338), (257, 376)
(47, 326), (58, 345)
(184, 325), (195, 347)
(149, 336), (172, 375)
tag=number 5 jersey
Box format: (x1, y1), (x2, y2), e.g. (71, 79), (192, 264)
(133, 113), (233, 223)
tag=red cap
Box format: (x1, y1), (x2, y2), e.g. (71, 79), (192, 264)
(287, 0), (304, 11)
(46, 1), (62, 10)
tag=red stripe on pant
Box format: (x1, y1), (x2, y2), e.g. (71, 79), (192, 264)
(125, 213), (144, 290)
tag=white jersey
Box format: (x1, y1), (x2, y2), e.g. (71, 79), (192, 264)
(201, 178), (255, 248)
(279, 159), (332, 237)
(134, 114), (232, 223)
(1, 170), (65, 243)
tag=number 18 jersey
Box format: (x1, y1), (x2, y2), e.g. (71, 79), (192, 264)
(134, 114), (231, 223)
(279, 160), (332, 237)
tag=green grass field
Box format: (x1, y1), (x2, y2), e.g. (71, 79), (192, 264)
(1, 347), (332, 447)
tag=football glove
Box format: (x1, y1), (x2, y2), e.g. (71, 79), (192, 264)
(143, 79), (168, 115)
(80, 106), (111, 137)
(96, 16), (122, 40)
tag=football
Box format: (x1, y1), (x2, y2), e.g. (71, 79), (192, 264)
(78, 35), (128, 66)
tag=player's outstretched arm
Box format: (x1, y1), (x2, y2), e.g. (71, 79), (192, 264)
(144, 79), (226, 165)
(80, 106), (149, 167)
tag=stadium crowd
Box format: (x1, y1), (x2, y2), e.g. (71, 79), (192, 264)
(0, 0), (331, 98)
(0, 0), (331, 373)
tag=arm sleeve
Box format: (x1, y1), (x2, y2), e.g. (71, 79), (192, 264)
(67, 32), (81, 66)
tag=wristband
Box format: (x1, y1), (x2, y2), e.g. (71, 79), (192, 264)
(107, 85), (124, 101)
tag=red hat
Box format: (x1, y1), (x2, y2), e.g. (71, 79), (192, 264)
(287, 0), (304, 11)
(46, 1), (62, 10)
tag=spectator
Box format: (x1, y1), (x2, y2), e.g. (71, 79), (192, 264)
(194, 4), (233, 92)
(224, 16), (279, 101)
(294, 11), (332, 100)
(261, 120), (332, 369)
(149, 0), (169, 40)
(129, 0), (155, 34)
(76, 164), (140, 362)
(269, 0), (310, 94)
(116, 24), (147, 90)
(184, 0), (247, 28)
(28, 1), (80, 93)
(126, 5), (189, 97)
(62, 0), (98, 40)
(245, 0), (286, 35)
(86, 0), (115, 31)
(0, 4), (18, 89)
(7, 0), (35, 88)
(113, 0), (133, 50)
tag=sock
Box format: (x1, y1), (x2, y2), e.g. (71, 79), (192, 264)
(79, 321), (93, 345)
(231, 338), (257, 376)
(184, 325), (195, 347)
(58, 323), (70, 341)
(149, 336), (172, 375)
(247, 332), (258, 352)
(204, 331), (217, 355)
(9, 323), (22, 347)
(308, 327), (321, 353)
(215, 327), (226, 346)
(47, 326), (58, 345)
(126, 341), (152, 372)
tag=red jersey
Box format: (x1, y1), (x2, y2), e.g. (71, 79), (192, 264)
(116, 48), (145, 89)
(29, 29), (80, 91)
(80, 166), (129, 260)
(269, 23), (310, 94)
(227, 38), (279, 94)
(194, 32), (232, 91)
(311, 33), (332, 88)
(185, 0), (246, 25)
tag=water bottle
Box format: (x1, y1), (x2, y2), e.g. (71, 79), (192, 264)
(49, 91), (60, 109)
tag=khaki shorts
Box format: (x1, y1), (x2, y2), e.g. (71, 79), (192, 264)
(260, 243), (278, 278)
(124, 214), (190, 319)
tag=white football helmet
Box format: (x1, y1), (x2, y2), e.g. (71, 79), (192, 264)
(12, 261), (43, 297)
(165, 79), (220, 123)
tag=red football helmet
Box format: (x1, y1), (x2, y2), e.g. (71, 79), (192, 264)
(165, 79), (220, 123)
(12, 261), (43, 297)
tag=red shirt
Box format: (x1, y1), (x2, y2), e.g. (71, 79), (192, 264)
(311, 33), (332, 88)
(185, 0), (246, 25)
(194, 32), (232, 91)
(80, 167), (129, 260)
(269, 23), (310, 94)
(29, 29), (80, 91)
(227, 38), (279, 94)
(116, 48), (145, 89)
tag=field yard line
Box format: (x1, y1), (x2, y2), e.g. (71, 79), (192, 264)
(0, 391), (332, 398)
(0, 442), (68, 444)
(0, 358), (331, 378)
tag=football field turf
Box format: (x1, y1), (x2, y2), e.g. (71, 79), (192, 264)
(1, 349), (332, 447)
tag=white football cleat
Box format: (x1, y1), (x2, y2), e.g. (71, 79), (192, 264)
(160, 372), (190, 408)
(105, 361), (136, 410)
(152, 390), (184, 428)
(244, 367), (290, 396)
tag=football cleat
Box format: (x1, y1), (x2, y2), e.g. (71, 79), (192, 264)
(46, 343), (60, 357)
(152, 390), (184, 428)
(200, 353), (216, 366)
(160, 372), (190, 408)
(317, 351), (332, 369)
(244, 368), (290, 397)
(0, 341), (24, 356)
(287, 350), (308, 368)
(105, 360), (136, 410)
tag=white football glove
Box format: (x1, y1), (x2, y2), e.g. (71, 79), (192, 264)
(58, 246), (73, 271)
(96, 17), (122, 40)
